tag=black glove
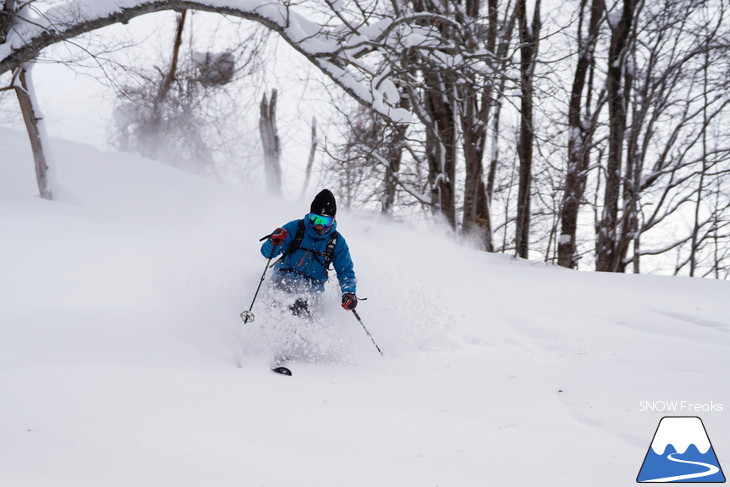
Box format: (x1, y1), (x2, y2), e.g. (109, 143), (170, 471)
(270, 228), (287, 246)
(341, 292), (357, 310)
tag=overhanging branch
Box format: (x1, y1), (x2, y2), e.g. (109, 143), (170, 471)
(0, 0), (411, 121)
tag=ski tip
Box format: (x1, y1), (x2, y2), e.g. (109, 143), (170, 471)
(272, 366), (292, 376)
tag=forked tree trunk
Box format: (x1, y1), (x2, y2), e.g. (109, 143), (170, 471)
(596, 0), (637, 272)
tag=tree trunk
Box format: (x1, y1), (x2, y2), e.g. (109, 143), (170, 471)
(596, 0), (637, 272)
(461, 84), (489, 233)
(143, 10), (187, 159)
(515, 0), (541, 259)
(460, 0), (491, 249)
(381, 90), (410, 215)
(157, 9), (187, 104)
(0, 0), (16, 43)
(14, 65), (54, 200)
(300, 116), (317, 200)
(476, 180), (494, 251)
(557, 0), (605, 268)
(259, 89), (282, 196)
(460, 66), (492, 249)
(382, 123), (406, 215)
(423, 71), (458, 229)
(485, 0), (518, 236)
(691, 45), (711, 277)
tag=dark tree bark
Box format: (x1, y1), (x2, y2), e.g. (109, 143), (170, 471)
(557, 0), (605, 268)
(514, 0), (541, 259)
(460, 0), (518, 252)
(459, 0), (484, 234)
(156, 9), (187, 104)
(421, 69), (458, 229)
(0, 0), (16, 43)
(596, 0), (638, 272)
(382, 95), (409, 215)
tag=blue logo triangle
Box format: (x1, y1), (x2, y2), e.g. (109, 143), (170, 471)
(638, 417), (725, 483)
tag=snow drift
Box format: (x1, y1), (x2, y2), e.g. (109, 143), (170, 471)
(1, 128), (729, 486)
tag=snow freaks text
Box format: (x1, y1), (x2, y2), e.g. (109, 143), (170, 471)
(639, 401), (724, 413)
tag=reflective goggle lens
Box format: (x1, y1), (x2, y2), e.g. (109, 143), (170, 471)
(310, 213), (334, 227)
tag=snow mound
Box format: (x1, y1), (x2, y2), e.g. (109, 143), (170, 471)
(1, 128), (729, 487)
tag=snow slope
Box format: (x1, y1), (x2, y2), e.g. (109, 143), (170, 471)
(1, 128), (728, 486)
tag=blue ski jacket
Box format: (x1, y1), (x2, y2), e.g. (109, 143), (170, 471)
(260, 215), (357, 294)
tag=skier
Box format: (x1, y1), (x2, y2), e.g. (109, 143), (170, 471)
(260, 189), (358, 320)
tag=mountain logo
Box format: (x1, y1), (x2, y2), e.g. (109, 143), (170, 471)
(637, 416), (725, 483)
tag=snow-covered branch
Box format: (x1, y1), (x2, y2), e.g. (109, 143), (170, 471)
(0, 0), (412, 121)
(368, 149), (432, 206)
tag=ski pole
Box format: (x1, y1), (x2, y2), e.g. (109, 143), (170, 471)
(240, 238), (277, 324)
(352, 309), (383, 356)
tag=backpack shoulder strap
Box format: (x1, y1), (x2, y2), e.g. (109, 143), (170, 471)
(278, 220), (305, 261)
(324, 231), (339, 269)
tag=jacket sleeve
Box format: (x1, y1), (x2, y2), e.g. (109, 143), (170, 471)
(260, 220), (299, 259)
(332, 234), (357, 294)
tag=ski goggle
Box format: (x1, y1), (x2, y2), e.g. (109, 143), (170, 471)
(310, 213), (334, 227)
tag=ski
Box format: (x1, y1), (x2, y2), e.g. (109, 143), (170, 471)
(271, 366), (292, 376)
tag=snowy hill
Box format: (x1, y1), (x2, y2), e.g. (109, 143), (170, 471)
(1, 128), (729, 486)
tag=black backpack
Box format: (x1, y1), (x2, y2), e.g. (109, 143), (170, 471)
(279, 219), (339, 270)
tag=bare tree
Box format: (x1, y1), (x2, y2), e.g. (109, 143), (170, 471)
(0, 0), (419, 203)
(557, 0), (606, 268)
(0, 1), (413, 122)
(1, 2), (56, 199)
(3, 0), (729, 278)
(458, 0), (517, 251)
(112, 11), (270, 177)
(605, 0), (729, 274)
(327, 99), (415, 213)
(375, 0), (521, 238)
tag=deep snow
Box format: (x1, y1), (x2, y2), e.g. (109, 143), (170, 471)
(1, 128), (728, 486)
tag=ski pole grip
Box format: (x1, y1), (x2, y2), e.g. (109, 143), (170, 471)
(259, 233), (273, 242)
